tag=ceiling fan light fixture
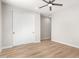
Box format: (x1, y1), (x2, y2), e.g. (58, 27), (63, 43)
(48, 4), (52, 7)
(39, 0), (63, 11)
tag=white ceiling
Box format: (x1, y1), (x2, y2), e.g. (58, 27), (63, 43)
(2, 0), (79, 16)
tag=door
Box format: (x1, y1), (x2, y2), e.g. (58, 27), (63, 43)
(13, 9), (35, 46)
(41, 16), (51, 40)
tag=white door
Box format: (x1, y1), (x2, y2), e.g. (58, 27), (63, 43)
(13, 9), (35, 46)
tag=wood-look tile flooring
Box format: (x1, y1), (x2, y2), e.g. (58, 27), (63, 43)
(0, 40), (79, 58)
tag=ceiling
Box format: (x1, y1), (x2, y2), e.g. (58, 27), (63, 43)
(2, 0), (79, 17)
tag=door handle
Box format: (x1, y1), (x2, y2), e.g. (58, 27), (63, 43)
(32, 32), (35, 34)
(13, 32), (15, 34)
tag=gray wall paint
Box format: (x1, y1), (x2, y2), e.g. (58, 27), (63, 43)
(0, 0), (2, 51)
(51, 4), (79, 48)
(41, 16), (51, 40)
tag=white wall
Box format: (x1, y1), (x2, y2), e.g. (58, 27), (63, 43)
(2, 3), (40, 49)
(51, 4), (79, 48)
(0, 0), (2, 51)
(2, 3), (13, 49)
(41, 16), (51, 40)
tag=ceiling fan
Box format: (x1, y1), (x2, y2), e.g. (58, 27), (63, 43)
(39, 0), (63, 11)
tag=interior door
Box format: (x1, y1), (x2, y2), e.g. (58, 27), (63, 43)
(13, 9), (35, 46)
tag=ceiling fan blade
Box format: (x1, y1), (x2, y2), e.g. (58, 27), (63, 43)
(52, 0), (55, 2)
(49, 7), (52, 11)
(42, 0), (49, 3)
(52, 3), (63, 6)
(39, 4), (48, 8)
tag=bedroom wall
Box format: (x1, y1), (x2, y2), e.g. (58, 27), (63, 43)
(0, 0), (2, 51)
(51, 4), (79, 48)
(41, 15), (51, 40)
(2, 3), (13, 49)
(2, 3), (40, 49)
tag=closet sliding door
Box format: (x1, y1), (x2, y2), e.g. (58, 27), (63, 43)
(13, 9), (35, 46)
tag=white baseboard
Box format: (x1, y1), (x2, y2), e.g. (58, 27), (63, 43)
(33, 40), (40, 43)
(2, 41), (41, 50)
(41, 37), (51, 40)
(52, 40), (79, 48)
(2, 45), (13, 50)
(14, 40), (41, 47)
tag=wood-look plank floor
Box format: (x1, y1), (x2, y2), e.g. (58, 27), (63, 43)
(0, 40), (79, 58)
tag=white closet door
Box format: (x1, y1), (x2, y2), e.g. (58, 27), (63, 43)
(13, 9), (35, 46)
